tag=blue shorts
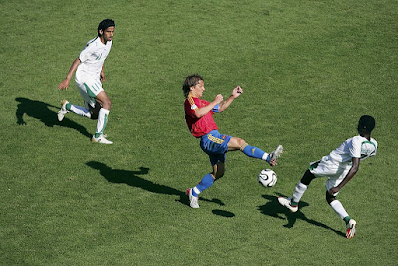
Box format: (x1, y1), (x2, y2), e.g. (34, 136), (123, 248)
(200, 130), (232, 166)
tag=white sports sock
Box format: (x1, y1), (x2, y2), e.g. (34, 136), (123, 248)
(329, 200), (349, 220)
(96, 108), (110, 135)
(292, 182), (308, 203)
(70, 105), (91, 118)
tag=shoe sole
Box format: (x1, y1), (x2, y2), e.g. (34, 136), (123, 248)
(91, 137), (113, 144)
(58, 100), (69, 121)
(346, 222), (356, 239)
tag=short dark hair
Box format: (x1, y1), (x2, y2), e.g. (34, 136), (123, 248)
(182, 74), (203, 98)
(98, 19), (115, 36)
(358, 115), (376, 133)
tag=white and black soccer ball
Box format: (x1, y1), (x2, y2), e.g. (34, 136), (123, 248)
(258, 169), (277, 187)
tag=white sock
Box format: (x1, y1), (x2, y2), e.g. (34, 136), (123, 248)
(96, 108), (110, 136)
(329, 200), (349, 220)
(262, 152), (269, 161)
(70, 105), (91, 118)
(292, 182), (307, 204)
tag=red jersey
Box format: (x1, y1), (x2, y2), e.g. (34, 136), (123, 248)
(184, 95), (218, 138)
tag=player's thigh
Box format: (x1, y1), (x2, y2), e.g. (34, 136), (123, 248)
(325, 166), (350, 194)
(76, 79), (104, 108)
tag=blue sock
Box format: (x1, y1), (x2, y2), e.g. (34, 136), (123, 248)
(242, 144), (266, 160)
(192, 173), (214, 196)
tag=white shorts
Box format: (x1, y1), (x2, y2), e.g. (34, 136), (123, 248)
(309, 156), (351, 196)
(75, 78), (104, 109)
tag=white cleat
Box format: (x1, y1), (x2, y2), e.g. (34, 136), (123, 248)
(278, 196), (298, 213)
(268, 145), (283, 165)
(58, 99), (69, 121)
(92, 134), (113, 144)
(346, 219), (357, 239)
(186, 188), (199, 208)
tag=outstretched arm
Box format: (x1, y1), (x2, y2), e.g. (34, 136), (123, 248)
(218, 86), (243, 112)
(58, 57), (81, 90)
(328, 157), (360, 195)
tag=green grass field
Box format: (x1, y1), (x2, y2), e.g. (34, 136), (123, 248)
(1, 0), (397, 265)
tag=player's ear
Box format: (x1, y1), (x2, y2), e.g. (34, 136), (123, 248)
(99, 29), (103, 36)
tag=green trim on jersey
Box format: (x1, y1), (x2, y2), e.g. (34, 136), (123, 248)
(308, 160), (320, 171)
(361, 140), (377, 159)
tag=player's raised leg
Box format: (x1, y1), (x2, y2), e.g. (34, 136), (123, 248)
(228, 137), (283, 166)
(58, 99), (92, 121)
(278, 170), (314, 212)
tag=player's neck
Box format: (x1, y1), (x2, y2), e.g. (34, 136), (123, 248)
(360, 132), (371, 140)
(189, 92), (199, 98)
(100, 36), (107, 44)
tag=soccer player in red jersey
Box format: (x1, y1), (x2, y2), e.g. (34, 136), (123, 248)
(183, 74), (283, 208)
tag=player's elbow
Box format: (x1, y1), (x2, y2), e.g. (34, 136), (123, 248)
(193, 111), (203, 119)
(351, 166), (359, 175)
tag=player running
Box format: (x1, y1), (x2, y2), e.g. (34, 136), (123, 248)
(278, 115), (377, 238)
(57, 19), (115, 144)
(183, 74), (283, 208)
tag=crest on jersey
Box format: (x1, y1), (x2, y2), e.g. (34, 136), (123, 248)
(360, 141), (376, 159)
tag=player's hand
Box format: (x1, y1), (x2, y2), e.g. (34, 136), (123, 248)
(58, 79), (70, 91)
(214, 94), (224, 104)
(100, 72), (106, 82)
(232, 86), (243, 98)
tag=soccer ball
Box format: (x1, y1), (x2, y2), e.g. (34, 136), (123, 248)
(258, 169), (277, 187)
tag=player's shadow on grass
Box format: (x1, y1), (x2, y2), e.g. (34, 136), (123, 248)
(15, 97), (91, 138)
(258, 194), (345, 237)
(86, 161), (225, 207)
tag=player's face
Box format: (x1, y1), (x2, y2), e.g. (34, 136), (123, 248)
(101, 26), (115, 43)
(190, 80), (205, 98)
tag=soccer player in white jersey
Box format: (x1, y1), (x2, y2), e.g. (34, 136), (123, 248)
(57, 19), (115, 144)
(278, 115), (377, 239)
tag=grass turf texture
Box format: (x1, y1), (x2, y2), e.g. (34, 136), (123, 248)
(1, 0), (397, 265)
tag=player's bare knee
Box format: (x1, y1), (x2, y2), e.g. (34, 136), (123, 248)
(326, 191), (335, 204)
(238, 139), (247, 150)
(102, 100), (112, 110)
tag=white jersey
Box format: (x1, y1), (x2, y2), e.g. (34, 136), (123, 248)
(327, 135), (377, 166)
(75, 37), (112, 82)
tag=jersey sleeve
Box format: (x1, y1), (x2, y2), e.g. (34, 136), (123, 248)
(349, 137), (362, 158)
(79, 38), (97, 62)
(185, 96), (199, 117)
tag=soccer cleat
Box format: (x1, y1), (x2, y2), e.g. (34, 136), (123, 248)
(57, 99), (69, 121)
(346, 219), (357, 239)
(278, 196), (298, 212)
(268, 145), (283, 165)
(186, 188), (199, 208)
(92, 134), (113, 144)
